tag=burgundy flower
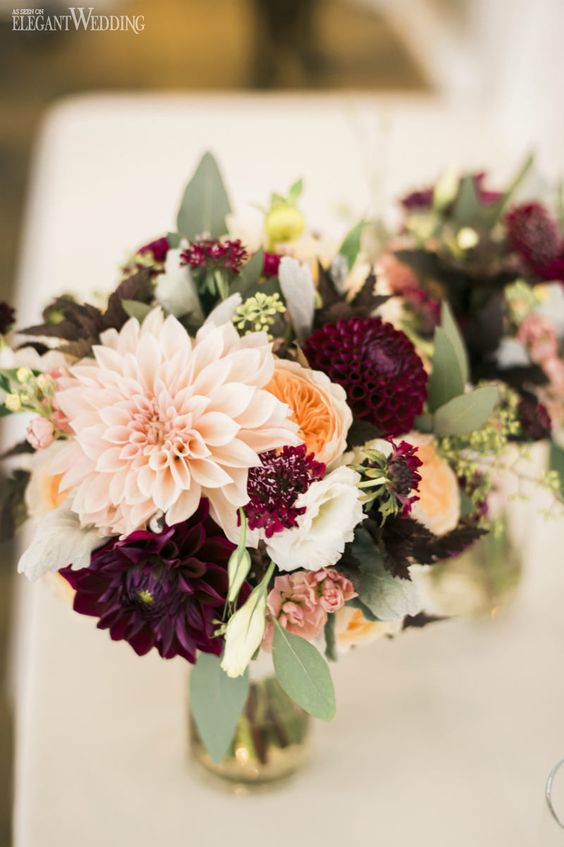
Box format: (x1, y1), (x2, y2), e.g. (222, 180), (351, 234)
(263, 251), (281, 276)
(181, 239), (247, 274)
(505, 202), (564, 279)
(386, 440), (423, 516)
(401, 172), (501, 212)
(60, 499), (239, 663)
(518, 396), (552, 440)
(244, 444), (326, 537)
(138, 235), (170, 264)
(303, 317), (428, 436)
(0, 302), (15, 335)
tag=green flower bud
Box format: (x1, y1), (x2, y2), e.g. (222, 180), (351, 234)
(265, 204), (305, 243)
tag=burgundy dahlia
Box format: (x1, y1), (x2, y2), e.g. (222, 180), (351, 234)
(304, 317), (428, 436)
(517, 396), (552, 441)
(245, 444), (326, 537)
(0, 302), (15, 335)
(505, 202), (562, 277)
(60, 499), (238, 663)
(181, 238), (247, 273)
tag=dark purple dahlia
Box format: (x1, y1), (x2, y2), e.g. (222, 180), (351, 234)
(60, 500), (237, 663)
(181, 238), (247, 274)
(303, 317), (428, 436)
(505, 202), (563, 279)
(245, 444), (326, 537)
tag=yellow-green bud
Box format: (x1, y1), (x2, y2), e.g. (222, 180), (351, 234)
(16, 367), (33, 383)
(457, 227), (479, 250)
(5, 393), (22, 412)
(265, 204), (305, 243)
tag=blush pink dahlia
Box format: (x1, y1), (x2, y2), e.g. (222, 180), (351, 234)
(52, 309), (300, 537)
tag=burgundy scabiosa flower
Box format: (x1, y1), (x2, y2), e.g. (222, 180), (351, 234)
(138, 235), (170, 264)
(244, 444), (326, 537)
(181, 238), (247, 273)
(263, 251), (281, 276)
(60, 499), (238, 663)
(0, 302), (15, 335)
(303, 317), (428, 436)
(517, 396), (552, 441)
(505, 202), (564, 279)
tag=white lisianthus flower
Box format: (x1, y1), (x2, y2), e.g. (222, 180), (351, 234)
(266, 466), (364, 572)
(278, 257), (315, 342)
(221, 583), (268, 678)
(155, 247), (203, 321)
(17, 502), (107, 581)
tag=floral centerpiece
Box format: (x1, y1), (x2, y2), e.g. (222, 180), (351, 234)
(1, 153), (562, 783)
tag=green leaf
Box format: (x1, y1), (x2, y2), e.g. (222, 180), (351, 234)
(324, 614), (337, 662)
(427, 327), (465, 411)
(414, 413), (433, 433)
(176, 152), (232, 240)
(440, 300), (468, 385)
(189, 653), (249, 764)
(287, 178), (304, 205)
(451, 176), (482, 227)
(231, 249), (264, 297)
(490, 151), (535, 220)
(433, 386), (499, 436)
(272, 622), (336, 721)
(167, 231), (181, 248)
(338, 220), (366, 270)
(121, 300), (153, 321)
(549, 441), (564, 497)
(347, 596), (379, 622)
(353, 549), (420, 621)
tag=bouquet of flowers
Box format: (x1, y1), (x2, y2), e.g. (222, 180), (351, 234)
(1, 153), (562, 769)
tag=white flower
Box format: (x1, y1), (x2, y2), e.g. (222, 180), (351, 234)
(155, 247), (203, 320)
(221, 583), (268, 678)
(25, 440), (67, 519)
(204, 293), (242, 327)
(266, 466), (364, 572)
(17, 503), (107, 582)
(278, 257), (315, 342)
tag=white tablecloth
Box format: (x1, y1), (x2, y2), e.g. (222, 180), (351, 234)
(8, 94), (564, 846)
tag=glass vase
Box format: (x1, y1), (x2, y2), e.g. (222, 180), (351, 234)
(189, 662), (310, 790)
(425, 517), (523, 618)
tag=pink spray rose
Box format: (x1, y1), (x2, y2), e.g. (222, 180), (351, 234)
(518, 313), (558, 365)
(264, 568), (357, 648)
(26, 417), (55, 450)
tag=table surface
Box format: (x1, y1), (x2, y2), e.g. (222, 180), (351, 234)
(7, 93), (564, 846)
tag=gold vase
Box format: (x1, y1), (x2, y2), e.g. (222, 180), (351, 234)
(190, 668), (310, 790)
(426, 518), (523, 618)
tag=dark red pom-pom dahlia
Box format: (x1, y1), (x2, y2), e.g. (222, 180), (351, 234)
(505, 202), (562, 275)
(60, 499), (238, 663)
(303, 317), (427, 436)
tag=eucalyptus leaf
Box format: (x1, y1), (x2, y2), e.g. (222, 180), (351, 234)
(189, 653), (249, 764)
(353, 551), (420, 622)
(231, 249), (264, 297)
(427, 327), (465, 411)
(273, 622), (336, 721)
(440, 300), (468, 385)
(121, 300), (152, 322)
(414, 413), (433, 433)
(338, 220), (366, 270)
(451, 176), (482, 227)
(433, 386), (499, 436)
(176, 152), (231, 240)
(167, 231), (181, 248)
